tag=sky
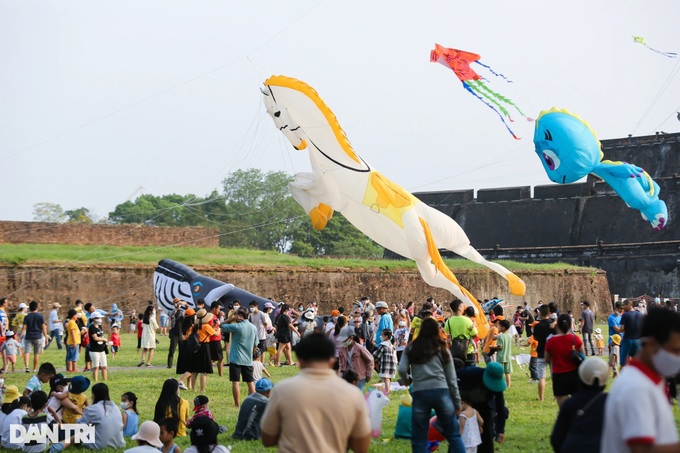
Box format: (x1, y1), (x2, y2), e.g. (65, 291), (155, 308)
(2, 0), (679, 222)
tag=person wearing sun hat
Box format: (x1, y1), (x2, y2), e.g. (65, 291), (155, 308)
(188, 309), (217, 393)
(2, 385), (21, 404)
(458, 362), (509, 452)
(609, 334), (621, 378)
(61, 375), (91, 424)
(127, 420), (164, 452)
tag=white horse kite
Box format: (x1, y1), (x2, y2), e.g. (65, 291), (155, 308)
(262, 75), (526, 336)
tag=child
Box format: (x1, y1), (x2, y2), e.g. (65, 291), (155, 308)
(372, 329), (397, 395)
(251, 350), (271, 381)
(136, 313), (144, 353)
(1, 331), (23, 373)
(81, 326), (92, 372)
(109, 323), (121, 359)
(527, 327), (539, 383)
(1, 396), (30, 450)
(23, 362), (56, 397)
(495, 320), (513, 388)
(609, 334), (621, 379)
(458, 395), (483, 453)
(158, 417), (181, 453)
(594, 327), (605, 356)
(394, 321), (409, 363)
(130, 420), (164, 451)
(45, 373), (70, 424)
(129, 309), (137, 334)
(265, 330), (277, 366)
(187, 395), (213, 428)
(59, 375), (90, 424)
(121, 391), (139, 437)
(23, 390), (68, 453)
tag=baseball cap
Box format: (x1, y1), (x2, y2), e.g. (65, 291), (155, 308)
(52, 303), (61, 309)
(255, 378), (273, 392)
(193, 395), (209, 411)
(184, 308), (196, 316)
(264, 302), (275, 309)
(375, 301), (389, 309)
(330, 310), (340, 317)
(18, 303), (27, 310)
(90, 312), (103, 319)
(578, 357), (609, 387)
(50, 374), (70, 389)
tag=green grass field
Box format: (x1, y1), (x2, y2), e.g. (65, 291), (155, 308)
(5, 323), (674, 452)
(0, 243), (589, 272)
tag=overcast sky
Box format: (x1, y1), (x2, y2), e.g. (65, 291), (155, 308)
(2, 0), (679, 222)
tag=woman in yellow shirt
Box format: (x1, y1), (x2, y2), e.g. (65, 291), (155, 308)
(153, 378), (190, 436)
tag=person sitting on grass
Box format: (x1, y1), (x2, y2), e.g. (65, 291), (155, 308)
(185, 416), (230, 453)
(157, 417), (181, 453)
(121, 391), (139, 438)
(232, 378), (273, 441)
(186, 396), (213, 428)
(153, 379), (189, 437)
(58, 375), (91, 424)
(125, 420), (164, 453)
(76, 382), (125, 450)
(45, 374), (70, 424)
(0, 396), (31, 450)
(23, 362), (56, 397)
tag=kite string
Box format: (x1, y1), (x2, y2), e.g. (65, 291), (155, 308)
(631, 56), (680, 134)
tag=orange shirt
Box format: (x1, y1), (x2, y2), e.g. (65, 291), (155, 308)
(528, 335), (538, 358)
(482, 325), (499, 354)
(197, 323), (217, 343)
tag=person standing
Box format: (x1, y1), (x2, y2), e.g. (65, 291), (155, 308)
(579, 301), (595, 356)
(601, 308), (680, 452)
(249, 301), (270, 363)
(88, 312), (108, 382)
(533, 304), (554, 402)
(444, 299), (478, 367)
(208, 302), (224, 377)
(0, 298), (8, 371)
(374, 301), (393, 346)
(46, 303), (63, 350)
(190, 309), (216, 393)
(220, 307), (258, 407)
(167, 299), (186, 370)
(337, 327), (374, 391)
(545, 314), (585, 407)
(613, 300), (644, 367)
(261, 333), (371, 453)
(607, 302), (623, 354)
(65, 309), (81, 372)
(138, 306), (159, 367)
(398, 317), (466, 453)
(19, 301), (50, 374)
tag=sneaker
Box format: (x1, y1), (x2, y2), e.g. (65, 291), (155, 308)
(137, 362), (144, 367)
(25, 368), (30, 373)
(178, 382), (188, 390)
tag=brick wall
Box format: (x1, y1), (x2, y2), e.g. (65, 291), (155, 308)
(0, 221), (219, 248)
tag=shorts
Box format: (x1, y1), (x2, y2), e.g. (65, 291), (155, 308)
(137, 337), (141, 349)
(229, 363), (254, 383)
(24, 339), (44, 355)
(90, 351), (108, 369)
(257, 340), (266, 355)
(209, 341), (223, 362)
(501, 361), (513, 374)
(111, 346), (119, 353)
(66, 345), (79, 362)
(552, 369), (580, 397)
(160, 317), (169, 328)
(5, 354), (16, 363)
(536, 358), (547, 379)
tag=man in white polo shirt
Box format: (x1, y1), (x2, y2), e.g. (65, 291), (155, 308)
(601, 308), (680, 453)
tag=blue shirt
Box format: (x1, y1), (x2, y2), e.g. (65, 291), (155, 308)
(123, 409), (139, 437)
(375, 313), (394, 345)
(607, 312), (622, 344)
(221, 320), (258, 366)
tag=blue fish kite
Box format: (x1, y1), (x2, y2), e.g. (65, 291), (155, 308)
(533, 108), (669, 230)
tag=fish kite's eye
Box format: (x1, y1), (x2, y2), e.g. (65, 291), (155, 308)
(544, 130), (553, 141)
(542, 150), (560, 171)
(274, 111), (281, 118)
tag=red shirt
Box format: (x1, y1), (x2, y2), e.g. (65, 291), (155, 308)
(137, 321), (143, 339)
(545, 333), (583, 373)
(110, 332), (121, 347)
(209, 317), (222, 342)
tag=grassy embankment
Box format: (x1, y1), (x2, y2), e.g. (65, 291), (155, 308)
(0, 243), (588, 272)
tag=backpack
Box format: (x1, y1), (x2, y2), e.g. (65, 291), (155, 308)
(186, 326), (201, 354)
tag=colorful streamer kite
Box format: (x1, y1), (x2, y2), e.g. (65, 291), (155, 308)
(633, 36), (677, 58)
(430, 43), (531, 139)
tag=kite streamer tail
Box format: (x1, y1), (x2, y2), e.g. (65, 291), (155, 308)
(644, 45), (677, 58)
(462, 81), (520, 140)
(474, 61), (514, 83)
(468, 79), (530, 121)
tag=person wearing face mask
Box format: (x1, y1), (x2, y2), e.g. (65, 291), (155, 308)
(249, 301), (270, 363)
(88, 312), (109, 382)
(337, 326), (374, 391)
(601, 308), (680, 453)
(1, 396), (31, 449)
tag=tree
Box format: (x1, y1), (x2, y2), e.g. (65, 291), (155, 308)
(65, 207), (94, 224)
(32, 203), (66, 223)
(108, 193), (226, 227)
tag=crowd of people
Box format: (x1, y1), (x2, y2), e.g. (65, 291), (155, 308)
(0, 294), (678, 452)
